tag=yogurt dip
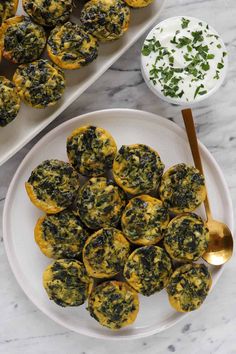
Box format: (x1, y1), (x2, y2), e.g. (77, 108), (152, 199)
(141, 16), (228, 105)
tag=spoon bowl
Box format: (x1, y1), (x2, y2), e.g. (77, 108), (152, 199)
(203, 219), (234, 265)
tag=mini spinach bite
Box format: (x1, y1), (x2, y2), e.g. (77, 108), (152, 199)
(47, 22), (98, 70)
(25, 159), (79, 214)
(13, 59), (65, 108)
(80, 0), (130, 42)
(23, 0), (72, 27)
(75, 177), (126, 229)
(43, 259), (94, 307)
(83, 227), (130, 278)
(124, 246), (172, 296)
(88, 281), (139, 329)
(2, 16), (46, 64)
(164, 213), (209, 262)
(121, 195), (169, 245)
(35, 210), (89, 259)
(0, 0), (18, 26)
(159, 163), (206, 213)
(113, 144), (164, 195)
(67, 126), (117, 176)
(0, 76), (20, 127)
(166, 263), (212, 312)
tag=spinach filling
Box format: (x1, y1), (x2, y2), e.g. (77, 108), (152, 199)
(4, 17), (46, 63)
(164, 213), (209, 261)
(75, 177), (126, 229)
(23, 0), (72, 27)
(28, 159), (79, 208)
(14, 59), (65, 107)
(45, 259), (92, 307)
(88, 282), (137, 329)
(41, 210), (89, 258)
(160, 163), (205, 210)
(114, 144), (164, 194)
(0, 76), (20, 127)
(80, 0), (130, 41)
(67, 126), (116, 176)
(48, 22), (98, 66)
(122, 196), (169, 243)
(167, 264), (211, 311)
(0, 0), (16, 25)
(124, 246), (172, 296)
(84, 228), (129, 276)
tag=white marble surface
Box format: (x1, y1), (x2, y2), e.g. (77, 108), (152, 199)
(1, 0), (236, 353)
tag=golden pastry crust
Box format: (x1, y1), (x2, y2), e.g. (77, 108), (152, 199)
(166, 263), (212, 312)
(43, 259), (94, 307)
(0, 0), (18, 26)
(124, 0), (153, 7)
(121, 195), (169, 245)
(47, 22), (98, 70)
(88, 281), (139, 329)
(113, 144), (164, 195)
(83, 227), (130, 278)
(164, 213), (209, 262)
(159, 163), (206, 213)
(75, 177), (126, 229)
(123, 246), (172, 296)
(25, 159), (79, 214)
(80, 0), (130, 42)
(67, 125), (117, 176)
(13, 59), (65, 108)
(23, 0), (72, 27)
(35, 210), (89, 259)
(0, 76), (20, 127)
(2, 16), (46, 64)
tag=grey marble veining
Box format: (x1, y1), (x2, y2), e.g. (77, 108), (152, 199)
(1, 0), (236, 353)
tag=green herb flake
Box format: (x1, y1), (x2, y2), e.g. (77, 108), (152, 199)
(214, 70), (220, 80)
(194, 84), (207, 98)
(181, 18), (190, 29)
(201, 62), (210, 71)
(207, 54), (215, 59)
(217, 62), (224, 69)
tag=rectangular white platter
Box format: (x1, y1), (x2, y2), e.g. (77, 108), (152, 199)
(0, 0), (166, 166)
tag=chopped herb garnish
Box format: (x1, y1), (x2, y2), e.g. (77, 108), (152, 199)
(142, 38), (161, 56)
(201, 62), (210, 71)
(181, 18), (190, 29)
(191, 31), (204, 43)
(214, 70), (220, 79)
(207, 54), (215, 59)
(194, 84), (207, 98)
(176, 36), (192, 48)
(217, 62), (224, 69)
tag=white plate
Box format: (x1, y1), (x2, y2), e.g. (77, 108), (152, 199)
(0, 0), (166, 166)
(3, 109), (234, 340)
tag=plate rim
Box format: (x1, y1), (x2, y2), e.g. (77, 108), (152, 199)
(3, 108), (234, 340)
(0, 0), (166, 167)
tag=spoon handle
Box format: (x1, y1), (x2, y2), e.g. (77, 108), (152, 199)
(181, 109), (212, 221)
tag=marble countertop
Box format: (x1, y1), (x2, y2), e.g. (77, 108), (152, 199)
(1, 0), (236, 353)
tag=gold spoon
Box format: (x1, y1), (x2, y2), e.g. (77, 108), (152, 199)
(182, 108), (233, 265)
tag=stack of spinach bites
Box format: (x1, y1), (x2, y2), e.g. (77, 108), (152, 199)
(0, 0), (155, 127)
(26, 125), (212, 330)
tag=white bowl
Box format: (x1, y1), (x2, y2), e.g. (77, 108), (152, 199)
(141, 16), (228, 106)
